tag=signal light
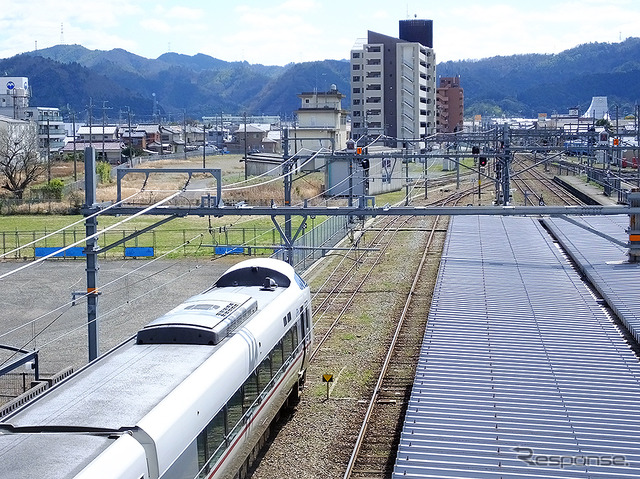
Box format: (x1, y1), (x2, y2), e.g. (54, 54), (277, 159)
(479, 157), (487, 167)
(472, 146), (480, 155)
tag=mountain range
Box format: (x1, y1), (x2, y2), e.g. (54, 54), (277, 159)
(1, 38), (639, 122)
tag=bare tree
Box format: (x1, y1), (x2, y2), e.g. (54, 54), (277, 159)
(0, 121), (43, 199)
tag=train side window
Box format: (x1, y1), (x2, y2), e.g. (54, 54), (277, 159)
(257, 356), (272, 390)
(271, 340), (284, 375)
(306, 306), (311, 330)
(292, 325), (298, 348)
(243, 371), (259, 412)
(226, 389), (243, 441)
(207, 410), (226, 466)
(197, 409), (225, 473)
(283, 329), (294, 359)
(197, 430), (208, 474)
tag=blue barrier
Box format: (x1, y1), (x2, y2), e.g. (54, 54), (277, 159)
(215, 246), (244, 255)
(125, 247), (154, 258)
(35, 247), (85, 258)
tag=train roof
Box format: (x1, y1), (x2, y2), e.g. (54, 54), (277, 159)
(0, 259), (304, 479)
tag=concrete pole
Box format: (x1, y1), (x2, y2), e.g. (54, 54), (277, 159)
(283, 129), (293, 265)
(84, 147), (100, 361)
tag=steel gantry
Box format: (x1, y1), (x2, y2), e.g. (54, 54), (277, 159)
(78, 125), (640, 360)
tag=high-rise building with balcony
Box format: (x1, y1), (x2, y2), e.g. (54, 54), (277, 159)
(350, 19), (436, 148)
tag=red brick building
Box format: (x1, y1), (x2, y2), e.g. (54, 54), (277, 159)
(437, 76), (464, 133)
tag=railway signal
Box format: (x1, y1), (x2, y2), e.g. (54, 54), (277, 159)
(322, 373), (334, 400)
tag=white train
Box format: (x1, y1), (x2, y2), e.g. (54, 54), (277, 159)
(0, 258), (312, 479)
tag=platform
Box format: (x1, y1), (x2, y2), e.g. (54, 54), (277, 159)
(554, 175), (619, 206)
(544, 215), (640, 343)
(393, 216), (640, 478)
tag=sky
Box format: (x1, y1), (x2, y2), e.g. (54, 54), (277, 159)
(0, 0), (638, 65)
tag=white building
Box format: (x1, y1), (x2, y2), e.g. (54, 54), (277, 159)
(0, 77), (30, 119)
(24, 107), (66, 154)
(294, 85), (348, 160)
(583, 96), (609, 120)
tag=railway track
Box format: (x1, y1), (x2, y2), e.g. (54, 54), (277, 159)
(310, 213), (421, 362)
(512, 154), (585, 206)
(248, 186), (478, 478)
(342, 212), (448, 479)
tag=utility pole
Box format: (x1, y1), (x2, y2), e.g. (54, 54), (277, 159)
(83, 146), (99, 361)
(283, 128), (293, 265)
(127, 107), (133, 167)
(501, 124), (511, 206)
(72, 112), (77, 181)
(636, 104), (639, 187)
(46, 117), (51, 183)
(243, 112), (248, 180)
(101, 101), (110, 162)
(202, 123), (207, 168)
(404, 153), (410, 206)
(183, 109), (187, 160)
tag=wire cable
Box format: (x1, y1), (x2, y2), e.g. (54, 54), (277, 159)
(0, 190), (183, 281)
(0, 191), (143, 259)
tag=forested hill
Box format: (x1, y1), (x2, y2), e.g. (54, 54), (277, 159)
(438, 37), (640, 117)
(0, 38), (639, 120)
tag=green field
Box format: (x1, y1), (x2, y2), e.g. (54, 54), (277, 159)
(0, 214), (312, 260)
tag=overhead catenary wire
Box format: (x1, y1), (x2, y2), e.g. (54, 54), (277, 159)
(0, 232), (207, 347)
(221, 148), (329, 192)
(221, 147), (323, 189)
(28, 221), (294, 355)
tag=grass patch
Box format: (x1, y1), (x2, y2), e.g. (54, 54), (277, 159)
(0, 214), (316, 259)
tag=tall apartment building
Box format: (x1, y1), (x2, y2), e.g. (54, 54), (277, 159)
(350, 19), (436, 147)
(437, 76), (464, 133)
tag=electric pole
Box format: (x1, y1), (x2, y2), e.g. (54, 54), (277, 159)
(72, 112), (77, 181)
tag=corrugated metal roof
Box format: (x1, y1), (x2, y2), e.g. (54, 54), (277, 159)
(544, 215), (640, 343)
(393, 216), (640, 478)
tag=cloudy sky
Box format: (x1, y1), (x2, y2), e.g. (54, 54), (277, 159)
(0, 0), (637, 65)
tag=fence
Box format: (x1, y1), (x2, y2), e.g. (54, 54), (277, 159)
(0, 216), (350, 265)
(0, 372), (36, 407)
(276, 215), (350, 271)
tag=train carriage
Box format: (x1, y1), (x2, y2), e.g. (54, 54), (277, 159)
(0, 258), (312, 479)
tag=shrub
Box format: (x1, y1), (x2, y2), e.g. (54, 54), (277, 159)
(40, 179), (65, 200)
(96, 161), (111, 183)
